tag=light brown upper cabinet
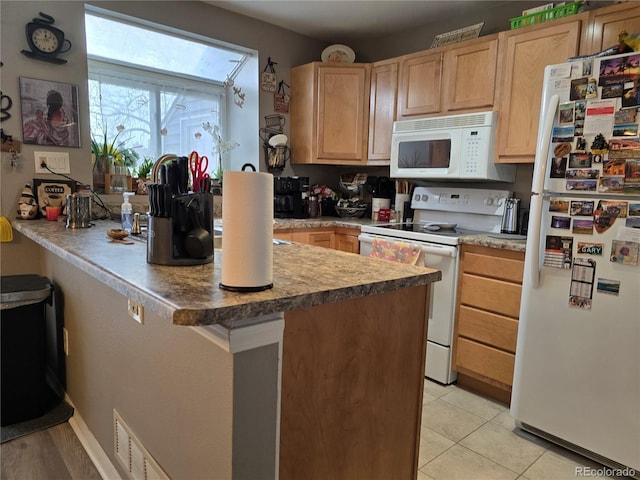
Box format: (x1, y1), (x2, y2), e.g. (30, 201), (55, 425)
(397, 35), (499, 119)
(442, 36), (499, 112)
(291, 62), (371, 165)
(368, 58), (399, 164)
(583, 2), (640, 55)
(397, 50), (443, 118)
(495, 16), (585, 164)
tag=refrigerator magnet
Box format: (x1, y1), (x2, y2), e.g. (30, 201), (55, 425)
(610, 240), (639, 265)
(569, 258), (596, 310)
(551, 215), (571, 229)
(544, 235), (573, 269)
(572, 219), (594, 235)
(550, 199), (570, 213)
(559, 102), (575, 124)
(568, 152), (592, 168)
(576, 242), (604, 255)
(570, 200), (595, 216)
(585, 78), (598, 99)
(596, 278), (620, 295)
(570, 78), (588, 100)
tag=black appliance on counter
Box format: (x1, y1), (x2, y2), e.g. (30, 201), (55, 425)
(274, 176), (309, 219)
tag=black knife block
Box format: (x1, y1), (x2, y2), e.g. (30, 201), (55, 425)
(147, 192), (214, 266)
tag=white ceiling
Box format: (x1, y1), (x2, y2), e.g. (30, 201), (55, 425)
(206, 0), (514, 42)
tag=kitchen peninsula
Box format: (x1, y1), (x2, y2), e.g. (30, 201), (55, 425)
(13, 219), (440, 480)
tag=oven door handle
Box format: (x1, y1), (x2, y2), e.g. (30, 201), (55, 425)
(420, 244), (457, 258)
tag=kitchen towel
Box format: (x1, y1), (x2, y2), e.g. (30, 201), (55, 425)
(220, 167), (274, 291)
(370, 238), (422, 265)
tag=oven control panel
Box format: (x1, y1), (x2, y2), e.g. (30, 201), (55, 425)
(411, 187), (511, 216)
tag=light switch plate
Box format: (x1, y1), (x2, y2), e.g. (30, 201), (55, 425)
(34, 151), (71, 174)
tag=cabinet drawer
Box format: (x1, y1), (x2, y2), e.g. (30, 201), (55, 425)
(460, 274), (521, 318)
(463, 251), (524, 283)
(458, 305), (518, 353)
(456, 337), (515, 386)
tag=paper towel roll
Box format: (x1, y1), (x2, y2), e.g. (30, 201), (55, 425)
(220, 168), (274, 291)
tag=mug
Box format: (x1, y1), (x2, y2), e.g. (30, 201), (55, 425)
(46, 206), (61, 221)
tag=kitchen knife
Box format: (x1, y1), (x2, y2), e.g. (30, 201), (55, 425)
(177, 156), (189, 194)
(166, 162), (179, 195)
(148, 184), (156, 216)
(158, 164), (167, 185)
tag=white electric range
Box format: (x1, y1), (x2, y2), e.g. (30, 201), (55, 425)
(359, 186), (513, 384)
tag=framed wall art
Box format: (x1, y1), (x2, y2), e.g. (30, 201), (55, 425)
(20, 77), (80, 147)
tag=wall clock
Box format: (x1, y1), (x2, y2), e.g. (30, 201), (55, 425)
(21, 12), (72, 65)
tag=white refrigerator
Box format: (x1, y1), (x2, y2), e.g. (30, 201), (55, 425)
(511, 51), (640, 476)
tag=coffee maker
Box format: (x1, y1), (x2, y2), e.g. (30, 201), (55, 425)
(274, 176), (309, 218)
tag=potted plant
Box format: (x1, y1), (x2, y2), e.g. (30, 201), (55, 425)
(133, 156), (154, 195)
(91, 124), (126, 193)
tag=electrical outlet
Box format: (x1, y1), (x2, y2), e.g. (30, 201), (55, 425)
(34, 151), (70, 174)
(127, 299), (144, 324)
(63, 328), (69, 356)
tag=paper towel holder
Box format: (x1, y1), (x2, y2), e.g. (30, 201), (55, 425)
(218, 163), (274, 293)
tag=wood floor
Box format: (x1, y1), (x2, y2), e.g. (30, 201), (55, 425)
(1, 422), (101, 480)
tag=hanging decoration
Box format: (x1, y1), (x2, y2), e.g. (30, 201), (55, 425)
(261, 57), (278, 92)
(274, 80), (290, 114)
(233, 86), (245, 108)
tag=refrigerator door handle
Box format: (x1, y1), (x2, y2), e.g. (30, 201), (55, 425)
(528, 194), (544, 288)
(532, 93), (559, 195)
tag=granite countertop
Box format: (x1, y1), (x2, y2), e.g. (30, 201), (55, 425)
(273, 216), (376, 229)
(273, 217), (528, 252)
(459, 234), (527, 252)
(12, 219), (441, 327)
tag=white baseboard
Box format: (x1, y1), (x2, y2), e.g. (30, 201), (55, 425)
(65, 395), (123, 480)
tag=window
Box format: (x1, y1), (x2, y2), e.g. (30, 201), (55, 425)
(85, 8), (250, 174)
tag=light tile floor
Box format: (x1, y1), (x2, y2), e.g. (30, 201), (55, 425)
(418, 379), (627, 480)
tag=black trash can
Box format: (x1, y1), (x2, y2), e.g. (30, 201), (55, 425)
(1, 275), (52, 426)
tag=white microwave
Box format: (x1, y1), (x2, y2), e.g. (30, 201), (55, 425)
(390, 111), (515, 182)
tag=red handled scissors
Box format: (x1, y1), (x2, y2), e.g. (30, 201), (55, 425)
(189, 151), (210, 192)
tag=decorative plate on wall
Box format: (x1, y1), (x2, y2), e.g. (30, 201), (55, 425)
(321, 44), (356, 63)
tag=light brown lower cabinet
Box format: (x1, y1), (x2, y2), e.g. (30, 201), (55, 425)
(274, 226), (361, 254)
(333, 226), (361, 253)
(453, 244), (524, 404)
(280, 284), (430, 479)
